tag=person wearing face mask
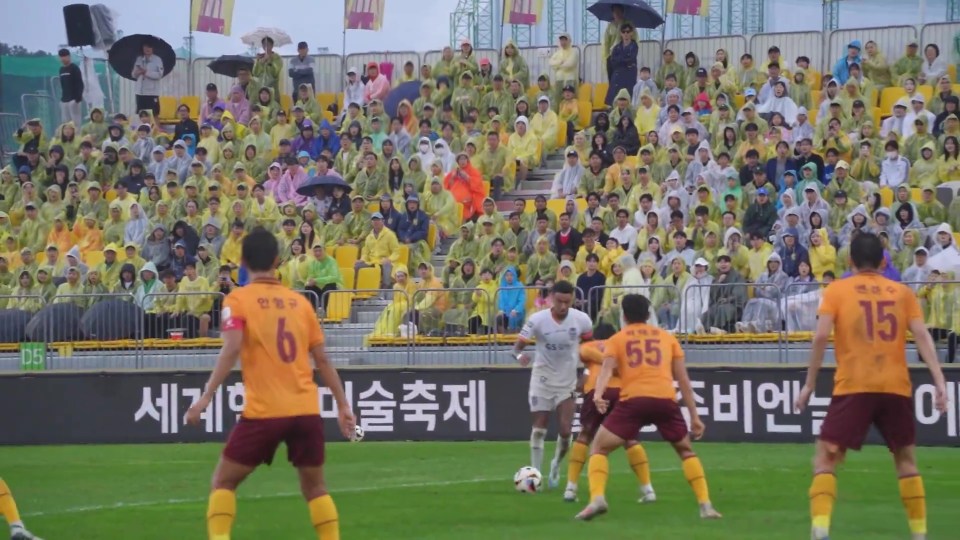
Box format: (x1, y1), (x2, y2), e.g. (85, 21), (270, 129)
(879, 141), (909, 188)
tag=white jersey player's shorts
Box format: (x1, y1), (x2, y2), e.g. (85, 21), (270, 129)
(529, 384), (576, 412)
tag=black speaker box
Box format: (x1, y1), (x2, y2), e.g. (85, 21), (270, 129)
(63, 4), (96, 47)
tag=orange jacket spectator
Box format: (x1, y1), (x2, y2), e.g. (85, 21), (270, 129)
(444, 154), (485, 222)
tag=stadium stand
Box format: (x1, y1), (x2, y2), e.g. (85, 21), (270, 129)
(3, 27), (960, 366)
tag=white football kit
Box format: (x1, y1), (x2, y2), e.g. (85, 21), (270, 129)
(519, 308), (594, 412)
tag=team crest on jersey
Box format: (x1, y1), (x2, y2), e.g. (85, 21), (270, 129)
(221, 306), (232, 322)
(568, 328), (578, 340)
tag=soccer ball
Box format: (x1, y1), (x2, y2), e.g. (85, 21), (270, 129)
(351, 425), (364, 442)
(513, 466), (542, 493)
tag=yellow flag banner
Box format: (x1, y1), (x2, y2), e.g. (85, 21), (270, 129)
(190, 0), (236, 36)
(345, 0), (386, 31)
(503, 0), (543, 25)
(666, 0), (711, 16)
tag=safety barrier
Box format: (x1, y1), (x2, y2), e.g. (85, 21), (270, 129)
(422, 48), (500, 73)
(0, 112), (25, 167)
(90, 23), (960, 117)
(20, 93), (59, 136)
(4, 277), (960, 371)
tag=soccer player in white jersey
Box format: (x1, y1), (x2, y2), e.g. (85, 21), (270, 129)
(512, 280), (595, 489)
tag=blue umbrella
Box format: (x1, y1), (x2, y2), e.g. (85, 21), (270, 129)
(296, 174), (352, 197)
(384, 80), (422, 119)
(587, 0), (664, 29)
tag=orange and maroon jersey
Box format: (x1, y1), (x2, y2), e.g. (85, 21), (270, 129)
(606, 323), (683, 400)
(221, 278), (324, 419)
(818, 273), (921, 398)
(580, 341), (621, 394)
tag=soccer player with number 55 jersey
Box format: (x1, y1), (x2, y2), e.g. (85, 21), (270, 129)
(795, 233), (948, 540)
(185, 228), (356, 540)
(576, 293), (722, 521)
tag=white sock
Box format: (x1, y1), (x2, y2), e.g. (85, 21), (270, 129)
(530, 427), (547, 471)
(553, 434), (572, 464)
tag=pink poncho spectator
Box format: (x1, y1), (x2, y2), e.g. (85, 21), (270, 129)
(226, 85), (250, 125)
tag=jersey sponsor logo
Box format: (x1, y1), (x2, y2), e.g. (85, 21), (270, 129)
(568, 327), (578, 340)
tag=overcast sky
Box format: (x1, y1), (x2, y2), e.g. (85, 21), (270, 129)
(0, 0), (462, 56)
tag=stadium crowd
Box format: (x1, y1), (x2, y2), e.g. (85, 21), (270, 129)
(2, 29), (960, 357)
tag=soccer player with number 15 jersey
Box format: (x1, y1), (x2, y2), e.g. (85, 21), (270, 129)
(795, 233), (948, 540)
(185, 228), (356, 540)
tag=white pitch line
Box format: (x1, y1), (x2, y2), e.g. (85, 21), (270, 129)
(21, 464), (880, 518)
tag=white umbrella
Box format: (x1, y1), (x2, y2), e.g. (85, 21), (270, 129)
(240, 27), (292, 48)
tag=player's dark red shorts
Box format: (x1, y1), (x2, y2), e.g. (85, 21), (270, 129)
(223, 414), (325, 467)
(602, 397), (688, 442)
(818, 393), (915, 452)
(580, 388), (621, 436)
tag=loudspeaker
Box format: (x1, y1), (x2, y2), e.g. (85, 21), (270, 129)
(63, 4), (96, 47)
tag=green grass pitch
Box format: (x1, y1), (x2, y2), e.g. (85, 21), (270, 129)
(3, 441), (958, 539)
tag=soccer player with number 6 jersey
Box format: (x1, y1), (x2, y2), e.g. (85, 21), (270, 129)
(575, 293), (722, 521)
(184, 228), (356, 540)
(795, 233), (949, 540)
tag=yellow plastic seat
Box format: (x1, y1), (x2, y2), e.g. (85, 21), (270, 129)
(280, 94), (293, 114)
(397, 244), (410, 267)
(334, 244), (359, 268)
(355, 266), (380, 297)
(526, 85), (539, 101)
(879, 87), (907, 114)
(556, 120), (567, 151)
(157, 96), (179, 123)
(84, 251), (105, 267)
(734, 94), (745, 109)
(179, 95), (200, 121)
(340, 267), (355, 289)
(546, 198), (566, 216)
(592, 82), (609, 111)
(879, 187), (894, 208)
(911, 187), (922, 203)
(322, 291), (354, 323)
(367, 202), (379, 213)
(625, 155), (639, 168)
(950, 65), (957, 83)
(427, 223), (437, 251)
(577, 83), (592, 103)
(317, 92), (336, 110)
(577, 100), (593, 130)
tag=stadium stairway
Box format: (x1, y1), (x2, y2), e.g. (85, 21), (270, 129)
(322, 153), (565, 365)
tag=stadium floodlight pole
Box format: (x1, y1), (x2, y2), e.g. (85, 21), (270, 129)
(342, 1), (349, 96)
(188, 0), (195, 97)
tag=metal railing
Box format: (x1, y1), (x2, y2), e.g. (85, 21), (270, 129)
(72, 23), (960, 119)
(2, 277), (959, 369)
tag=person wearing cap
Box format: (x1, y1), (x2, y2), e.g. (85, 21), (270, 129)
(52, 263), (86, 306)
(742, 183), (778, 239)
(929, 76), (956, 117)
(354, 209), (400, 290)
(901, 246), (932, 285)
(18, 199), (48, 255)
(284, 40), (315, 102)
(451, 71), (481, 123)
(340, 195), (371, 247)
(396, 194), (430, 269)
(199, 83), (225, 125)
(549, 32), (580, 98)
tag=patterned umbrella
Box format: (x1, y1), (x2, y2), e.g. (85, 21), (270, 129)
(240, 27), (293, 48)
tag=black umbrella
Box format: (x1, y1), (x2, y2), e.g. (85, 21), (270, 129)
(384, 80), (422, 119)
(26, 303), (85, 342)
(81, 300), (144, 341)
(296, 174), (352, 197)
(0, 310), (33, 343)
(587, 0), (665, 29)
(108, 34), (176, 81)
(208, 55), (255, 77)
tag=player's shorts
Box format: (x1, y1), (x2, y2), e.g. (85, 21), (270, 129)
(223, 414), (325, 468)
(818, 392), (915, 452)
(579, 388), (621, 436)
(602, 397), (688, 443)
(529, 386), (576, 412)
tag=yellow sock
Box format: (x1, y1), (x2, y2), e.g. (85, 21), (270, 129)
(625, 444), (651, 486)
(206, 489), (236, 540)
(682, 456), (710, 504)
(308, 494), (339, 540)
(587, 454), (609, 501)
(809, 473), (837, 533)
(566, 441), (589, 485)
(899, 475), (926, 535)
(0, 478), (21, 525)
